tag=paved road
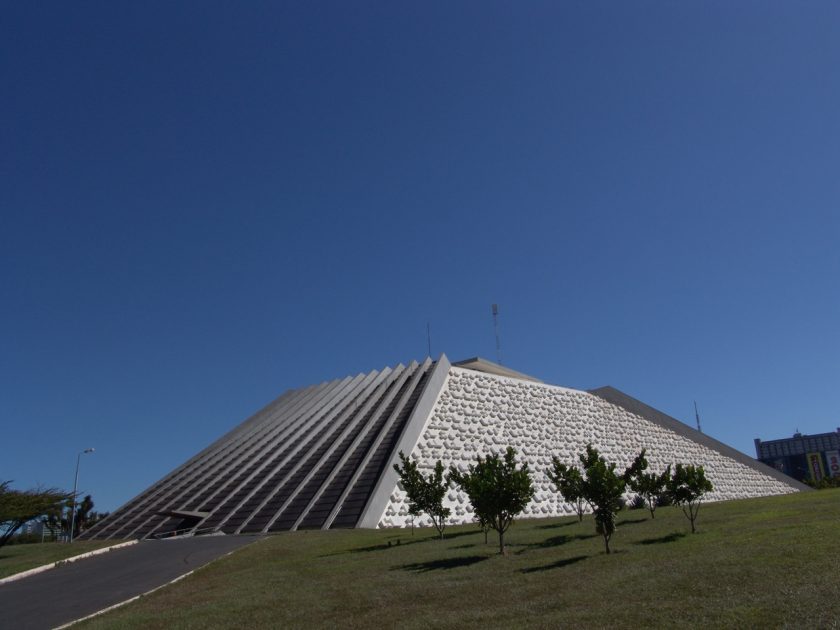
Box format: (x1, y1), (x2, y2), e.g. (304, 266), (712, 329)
(0, 536), (258, 630)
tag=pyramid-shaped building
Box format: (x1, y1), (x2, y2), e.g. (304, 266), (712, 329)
(81, 355), (806, 540)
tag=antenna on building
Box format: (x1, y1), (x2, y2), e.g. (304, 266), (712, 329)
(426, 321), (432, 358)
(694, 400), (702, 433)
(491, 303), (502, 365)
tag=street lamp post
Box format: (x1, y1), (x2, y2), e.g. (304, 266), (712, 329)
(69, 448), (94, 543)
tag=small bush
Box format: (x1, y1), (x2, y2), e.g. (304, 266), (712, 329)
(656, 492), (672, 507)
(629, 494), (646, 510)
(805, 476), (840, 489)
(6, 533), (43, 545)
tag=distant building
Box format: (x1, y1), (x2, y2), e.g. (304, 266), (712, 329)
(755, 429), (840, 483)
(17, 520), (62, 541)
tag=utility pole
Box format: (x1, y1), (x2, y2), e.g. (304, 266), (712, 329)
(69, 448), (94, 543)
(694, 401), (702, 433)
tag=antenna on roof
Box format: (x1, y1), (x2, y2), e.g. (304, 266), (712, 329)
(694, 400), (702, 433)
(491, 303), (502, 365)
(426, 321), (432, 358)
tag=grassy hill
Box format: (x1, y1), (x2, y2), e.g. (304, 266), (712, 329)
(80, 489), (840, 628)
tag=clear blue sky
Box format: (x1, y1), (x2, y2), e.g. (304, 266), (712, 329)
(3, 2), (838, 513)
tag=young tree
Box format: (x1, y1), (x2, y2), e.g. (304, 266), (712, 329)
(624, 449), (671, 519)
(667, 464), (714, 533)
(74, 495), (101, 537)
(448, 447), (535, 555)
(546, 457), (588, 521)
(0, 481), (71, 549)
(577, 444), (629, 554)
(392, 452), (422, 535)
(43, 498), (71, 539)
(393, 452), (451, 539)
(477, 513), (491, 545)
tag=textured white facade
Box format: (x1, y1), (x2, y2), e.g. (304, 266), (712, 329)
(378, 367), (797, 528)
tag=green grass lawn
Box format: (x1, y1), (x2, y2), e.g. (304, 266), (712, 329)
(0, 540), (117, 579)
(80, 490), (839, 628)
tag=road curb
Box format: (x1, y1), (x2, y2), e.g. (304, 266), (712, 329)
(0, 540), (138, 586)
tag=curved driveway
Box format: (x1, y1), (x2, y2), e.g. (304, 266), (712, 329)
(0, 536), (257, 630)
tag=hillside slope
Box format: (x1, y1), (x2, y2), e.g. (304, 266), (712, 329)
(81, 489), (840, 628)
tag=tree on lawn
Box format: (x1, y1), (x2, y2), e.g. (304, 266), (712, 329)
(624, 449), (671, 519)
(667, 464), (714, 533)
(546, 457), (588, 522)
(73, 495), (108, 537)
(448, 447), (535, 555)
(43, 497), (72, 538)
(476, 512), (491, 545)
(0, 481), (71, 549)
(393, 452), (451, 539)
(393, 452), (422, 535)
(578, 444), (637, 554)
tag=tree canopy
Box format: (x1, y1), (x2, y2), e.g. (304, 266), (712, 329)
(449, 446), (534, 554)
(667, 464), (714, 533)
(0, 481), (71, 548)
(578, 444), (630, 554)
(624, 449), (671, 519)
(393, 452), (451, 539)
(546, 457), (587, 521)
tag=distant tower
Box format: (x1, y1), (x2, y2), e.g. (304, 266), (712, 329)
(492, 304), (502, 365)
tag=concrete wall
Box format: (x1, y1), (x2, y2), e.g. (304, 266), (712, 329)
(377, 366), (799, 528)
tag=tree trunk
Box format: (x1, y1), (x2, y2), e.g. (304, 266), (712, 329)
(499, 529), (505, 555)
(604, 534), (611, 554)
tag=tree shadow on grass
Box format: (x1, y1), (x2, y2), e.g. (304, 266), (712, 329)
(449, 542), (485, 550)
(617, 517), (648, 527)
(521, 555), (588, 573)
(321, 538), (426, 557)
(512, 533), (597, 555)
(441, 530), (478, 541)
(323, 529), (478, 556)
(536, 520), (579, 530)
(531, 533), (598, 549)
(636, 532), (685, 545)
(394, 555), (488, 573)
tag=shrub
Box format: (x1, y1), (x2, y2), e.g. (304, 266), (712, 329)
(393, 452), (450, 539)
(546, 458), (588, 522)
(449, 447), (535, 555)
(578, 444), (632, 554)
(667, 464), (713, 534)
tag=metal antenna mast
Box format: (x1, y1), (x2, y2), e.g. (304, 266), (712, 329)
(426, 321), (431, 358)
(694, 400), (702, 433)
(492, 304), (502, 364)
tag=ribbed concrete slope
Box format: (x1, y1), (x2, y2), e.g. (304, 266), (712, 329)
(81, 359), (435, 540)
